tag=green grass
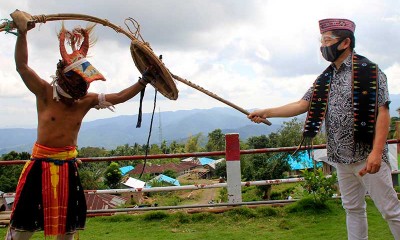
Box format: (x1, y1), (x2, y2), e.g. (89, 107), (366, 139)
(0, 199), (393, 240)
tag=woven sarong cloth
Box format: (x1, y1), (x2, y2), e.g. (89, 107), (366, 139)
(10, 143), (87, 237)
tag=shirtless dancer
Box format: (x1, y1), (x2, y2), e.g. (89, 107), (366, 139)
(6, 11), (152, 240)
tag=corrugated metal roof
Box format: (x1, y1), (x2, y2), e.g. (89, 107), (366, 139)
(199, 157), (215, 166)
(287, 151), (323, 170)
(153, 174), (180, 186)
(122, 177), (146, 189)
(120, 166), (134, 175)
(128, 162), (199, 175)
(85, 193), (129, 210)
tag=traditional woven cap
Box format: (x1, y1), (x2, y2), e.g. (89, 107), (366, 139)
(319, 18), (356, 33)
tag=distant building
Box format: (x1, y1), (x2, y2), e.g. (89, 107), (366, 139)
(119, 166), (134, 176)
(85, 193), (129, 211)
(287, 151), (324, 176)
(127, 162), (198, 177)
(182, 157), (225, 179)
(151, 174), (180, 186)
(120, 177), (147, 205)
(0, 191), (14, 211)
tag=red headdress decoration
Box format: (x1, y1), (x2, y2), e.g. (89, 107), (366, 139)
(53, 24), (106, 100)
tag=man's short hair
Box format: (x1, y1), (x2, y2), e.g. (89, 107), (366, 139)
(332, 29), (355, 49)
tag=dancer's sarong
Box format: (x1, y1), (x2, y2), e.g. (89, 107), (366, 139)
(10, 143), (87, 237)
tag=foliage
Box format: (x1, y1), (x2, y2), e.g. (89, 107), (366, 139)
(224, 206), (258, 219)
(241, 186), (262, 201)
(104, 162), (122, 189)
(205, 129), (225, 152)
(301, 168), (338, 205)
(218, 187), (228, 202)
(142, 211), (169, 221)
(270, 185), (296, 200)
(184, 133), (204, 153)
(78, 162), (108, 190)
(286, 197), (336, 213)
(78, 147), (108, 157)
(163, 169), (177, 179)
(0, 199), (393, 240)
(214, 160), (227, 178)
(389, 116), (399, 139)
(0, 151), (30, 192)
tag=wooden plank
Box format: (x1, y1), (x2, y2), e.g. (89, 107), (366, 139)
(0, 211), (11, 221)
(0, 220), (10, 226)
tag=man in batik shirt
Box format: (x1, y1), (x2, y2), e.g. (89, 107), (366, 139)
(248, 18), (400, 240)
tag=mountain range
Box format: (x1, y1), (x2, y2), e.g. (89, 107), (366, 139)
(1, 92), (398, 155)
(0, 107), (284, 155)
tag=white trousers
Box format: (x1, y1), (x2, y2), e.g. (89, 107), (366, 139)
(4, 228), (74, 240)
(337, 161), (400, 240)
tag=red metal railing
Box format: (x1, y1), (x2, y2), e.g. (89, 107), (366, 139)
(2, 140), (397, 165)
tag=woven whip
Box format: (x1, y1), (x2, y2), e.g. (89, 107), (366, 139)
(1, 12), (271, 125)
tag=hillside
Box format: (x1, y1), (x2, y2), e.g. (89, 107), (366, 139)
(1, 92), (398, 155)
(0, 107), (283, 154)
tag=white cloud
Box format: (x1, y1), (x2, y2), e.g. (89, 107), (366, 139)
(386, 63), (400, 94)
(1, 0), (399, 128)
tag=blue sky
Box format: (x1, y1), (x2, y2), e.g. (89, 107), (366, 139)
(0, 0), (399, 128)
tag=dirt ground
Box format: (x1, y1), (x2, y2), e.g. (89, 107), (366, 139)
(177, 175), (220, 204)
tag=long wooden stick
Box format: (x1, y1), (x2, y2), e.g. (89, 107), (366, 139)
(171, 74), (271, 125)
(1, 13), (271, 126)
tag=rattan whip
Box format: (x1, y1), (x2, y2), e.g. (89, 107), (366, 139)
(1, 13), (271, 125)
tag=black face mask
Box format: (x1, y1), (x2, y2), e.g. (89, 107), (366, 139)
(320, 39), (346, 62)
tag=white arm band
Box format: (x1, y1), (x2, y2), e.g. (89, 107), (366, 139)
(94, 93), (115, 112)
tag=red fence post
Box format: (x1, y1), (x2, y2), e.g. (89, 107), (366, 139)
(225, 133), (242, 203)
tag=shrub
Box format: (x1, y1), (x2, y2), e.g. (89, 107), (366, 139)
(256, 206), (278, 217)
(286, 197), (331, 213)
(142, 211), (169, 221)
(224, 207), (257, 219)
(301, 168), (338, 205)
(191, 212), (217, 222)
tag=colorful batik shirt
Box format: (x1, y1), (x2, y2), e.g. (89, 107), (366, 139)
(302, 53), (390, 164)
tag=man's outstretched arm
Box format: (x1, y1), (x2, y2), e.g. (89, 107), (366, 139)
(15, 28), (48, 97)
(248, 99), (310, 123)
(101, 79), (148, 106)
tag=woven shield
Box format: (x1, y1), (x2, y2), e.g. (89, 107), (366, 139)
(130, 39), (178, 100)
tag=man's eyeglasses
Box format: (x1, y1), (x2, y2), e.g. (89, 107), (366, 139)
(320, 35), (340, 44)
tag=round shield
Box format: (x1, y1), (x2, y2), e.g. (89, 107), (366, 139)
(130, 40), (178, 100)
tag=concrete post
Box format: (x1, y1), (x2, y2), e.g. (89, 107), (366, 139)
(225, 133), (242, 203)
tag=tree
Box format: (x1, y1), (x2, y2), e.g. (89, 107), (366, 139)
(185, 133), (204, 153)
(169, 140), (185, 154)
(242, 118), (315, 200)
(79, 162), (108, 190)
(389, 116), (400, 139)
(78, 147), (108, 157)
(160, 140), (169, 154)
(205, 129), (225, 152)
(163, 169), (177, 179)
(0, 151), (30, 192)
(104, 162), (122, 189)
(214, 161), (227, 178)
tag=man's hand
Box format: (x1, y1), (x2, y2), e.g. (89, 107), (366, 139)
(359, 150), (383, 176)
(10, 9), (35, 34)
(248, 109), (269, 124)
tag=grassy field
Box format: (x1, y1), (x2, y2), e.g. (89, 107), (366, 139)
(0, 198), (393, 240)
